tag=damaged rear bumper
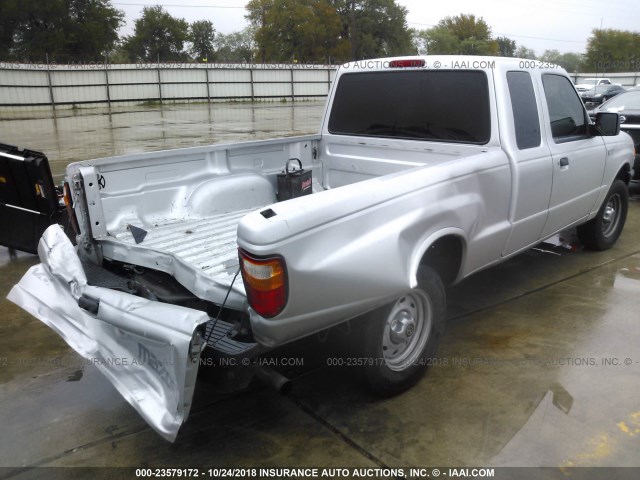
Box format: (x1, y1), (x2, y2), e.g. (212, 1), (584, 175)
(7, 225), (227, 441)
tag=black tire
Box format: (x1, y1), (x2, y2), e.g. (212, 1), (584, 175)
(362, 266), (446, 396)
(577, 179), (628, 250)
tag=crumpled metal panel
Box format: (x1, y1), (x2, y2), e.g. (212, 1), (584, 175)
(112, 209), (252, 277)
(7, 225), (209, 442)
(100, 208), (257, 310)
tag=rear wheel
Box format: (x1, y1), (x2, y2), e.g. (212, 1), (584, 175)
(362, 267), (446, 396)
(577, 179), (628, 250)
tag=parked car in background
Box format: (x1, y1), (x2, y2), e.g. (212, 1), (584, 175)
(575, 77), (612, 91)
(580, 84), (626, 108)
(590, 89), (640, 183)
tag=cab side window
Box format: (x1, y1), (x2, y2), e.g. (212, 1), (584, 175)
(542, 74), (588, 141)
(507, 71), (541, 150)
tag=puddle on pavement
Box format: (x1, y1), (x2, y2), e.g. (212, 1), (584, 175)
(0, 101), (325, 177)
(285, 253), (640, 468)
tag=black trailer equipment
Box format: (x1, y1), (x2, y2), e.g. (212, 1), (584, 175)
(0, 144), (73, 254)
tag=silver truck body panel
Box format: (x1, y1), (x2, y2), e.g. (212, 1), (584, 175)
(238, 148), (512, 346)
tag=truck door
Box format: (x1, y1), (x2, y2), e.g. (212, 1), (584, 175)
(538, 74), (606, 237)
(499, 70), (553, 256)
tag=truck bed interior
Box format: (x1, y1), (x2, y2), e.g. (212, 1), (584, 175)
(81, 138), (319, 307)
(110, 208), (255, 279)
(79, 136), (471, 306)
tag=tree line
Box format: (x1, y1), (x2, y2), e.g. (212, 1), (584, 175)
(0, 0), (638, 72)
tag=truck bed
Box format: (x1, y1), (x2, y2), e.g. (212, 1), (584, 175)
(72, 134), (467, 309)
(101, 208), (264, 309)
(111, 208), (255, 276)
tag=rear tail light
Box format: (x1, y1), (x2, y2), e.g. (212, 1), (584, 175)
(238, 249), (288, 318)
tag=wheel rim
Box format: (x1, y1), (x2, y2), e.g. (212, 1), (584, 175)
(381, 290), (432, 372)
(601, 193), (622, 238)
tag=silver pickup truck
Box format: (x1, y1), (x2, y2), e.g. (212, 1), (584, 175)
(5, 56), (635, 441)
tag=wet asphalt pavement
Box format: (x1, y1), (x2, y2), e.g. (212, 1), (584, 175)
(1, 102), (640, 477)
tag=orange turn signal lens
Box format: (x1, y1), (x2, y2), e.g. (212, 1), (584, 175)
(239, 249), (288, 318)
(63, 181), (73, 207)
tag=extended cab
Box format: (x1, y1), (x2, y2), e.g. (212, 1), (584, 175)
(5, 56), (634, 441)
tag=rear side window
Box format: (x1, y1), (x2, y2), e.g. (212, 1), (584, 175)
(328, 70), (491, 144)
(507, 71), (541, 149)
(542, 74), (588, 140)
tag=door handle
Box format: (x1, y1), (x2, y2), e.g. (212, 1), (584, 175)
(559, 157), (569, 167)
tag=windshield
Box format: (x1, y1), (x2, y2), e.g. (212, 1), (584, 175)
(328, 70), (491, 144)
(600, 91), (640, 110)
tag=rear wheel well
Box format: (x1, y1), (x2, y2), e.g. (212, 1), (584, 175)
(419, 235), (464, 287)
(616, 164), (631, 185)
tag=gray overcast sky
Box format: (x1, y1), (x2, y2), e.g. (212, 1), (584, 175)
(112, 0), (640, 56)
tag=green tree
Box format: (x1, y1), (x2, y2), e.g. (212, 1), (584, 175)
(190, 20), (215, 62)
(557, 52), (584, 73)
(0, 1), (14, 59)
(246, 0), (349, 63)
(245, 0), (271, 62)
(108, 43), (133, 64)
(515, 46), (537, 59)
(122, 6), (189, 62)
(214, 28), (256, 63)
(411, 28), (427, 55)
(419, 14), (497, 55)
(332, 0), (414, 60)
(246, 0), (412, 62)
(584, 28), (640, 73)
(536, 49), (582, 71)
(1, 0), (124, 61)
(539, 49), (561, 63)
(414, 27), (456, 55)
(496, 36), (516, 57)
(65, 0), (124, 59)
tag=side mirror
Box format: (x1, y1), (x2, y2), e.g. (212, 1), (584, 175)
(591, 112), (620, 136)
